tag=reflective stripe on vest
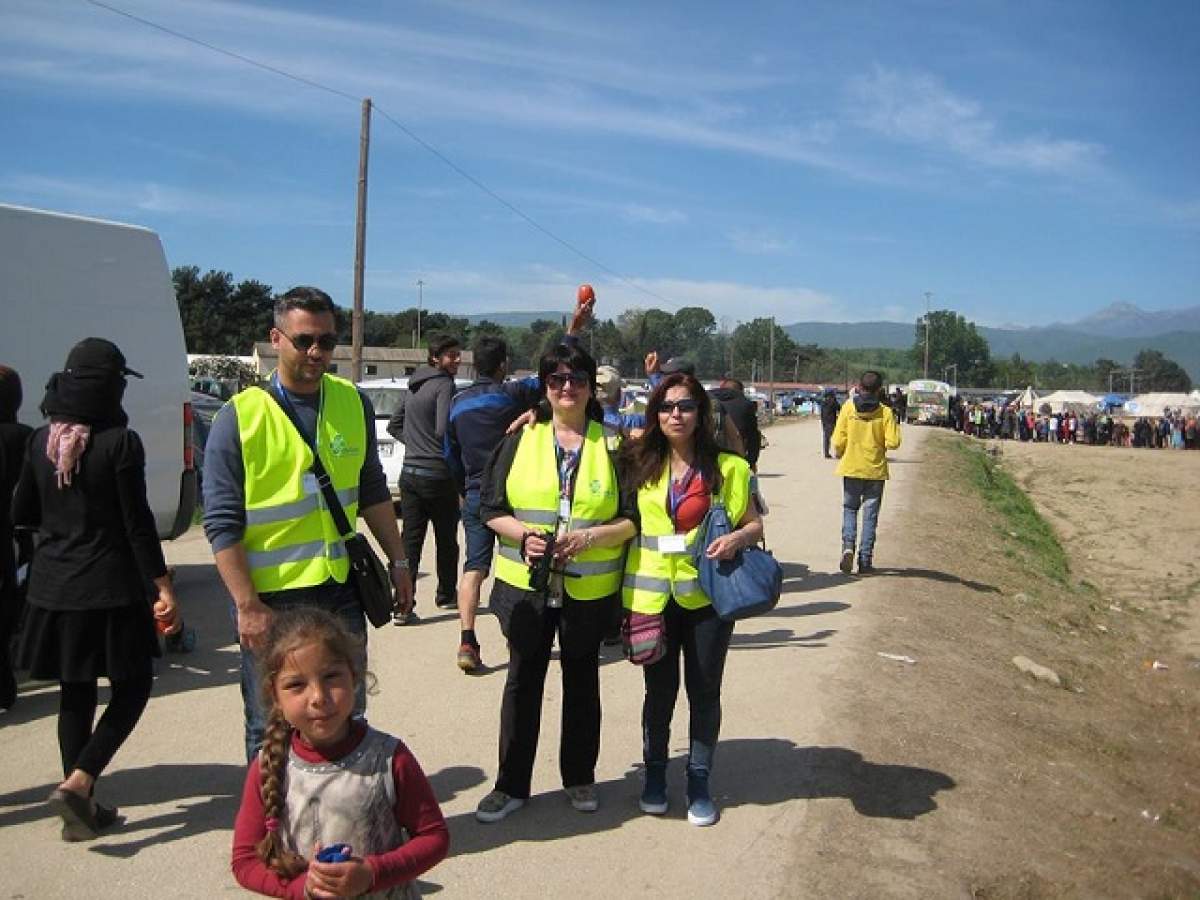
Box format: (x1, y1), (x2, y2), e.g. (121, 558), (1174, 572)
(234, 375), (367, 593)
(493, 420), (623, 600)
(622, 452), (751, 614)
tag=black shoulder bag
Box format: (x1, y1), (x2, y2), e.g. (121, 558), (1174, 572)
(265, 386), (396, 628)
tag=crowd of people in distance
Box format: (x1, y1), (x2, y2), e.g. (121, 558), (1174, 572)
(949, 400), (1200, 449)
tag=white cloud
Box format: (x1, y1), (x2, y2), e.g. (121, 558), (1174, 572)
(848, 66), (1104, 176)
(1, 0), (885, 185)
(621, 205), (688, 225)
(358, 266), (841, 323)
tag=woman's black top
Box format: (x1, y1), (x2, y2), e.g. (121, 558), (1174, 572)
(12, 425), (167, 611)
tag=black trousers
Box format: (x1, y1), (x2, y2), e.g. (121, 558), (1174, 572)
(398, 471), (460, 602)
(642, 600), (734, 774)
(492, 583), (608, 799)
(822, 424), (835, 457)
(58, 674), (153, 780)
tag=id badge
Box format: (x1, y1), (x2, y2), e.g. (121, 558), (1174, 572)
(659, 534), (687, 555)
(302, 473), (319, 495)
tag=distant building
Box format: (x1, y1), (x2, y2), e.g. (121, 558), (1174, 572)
(251, 343), (475, 381)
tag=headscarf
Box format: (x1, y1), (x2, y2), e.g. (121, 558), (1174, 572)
(39, 338), (141, 487)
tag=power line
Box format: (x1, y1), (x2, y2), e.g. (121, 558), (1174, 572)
(81, 0), (682, 310)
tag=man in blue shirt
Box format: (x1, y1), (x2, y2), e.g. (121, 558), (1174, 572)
(443, 299), (589, 672)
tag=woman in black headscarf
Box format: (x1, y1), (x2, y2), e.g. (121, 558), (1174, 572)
(13, 338), (180, 842)
(0, 365), (33, 710)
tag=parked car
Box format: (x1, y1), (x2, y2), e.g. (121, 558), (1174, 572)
(358, 377), (473, 496)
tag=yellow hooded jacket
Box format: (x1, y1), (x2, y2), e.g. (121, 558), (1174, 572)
(832, 396), (901, 480)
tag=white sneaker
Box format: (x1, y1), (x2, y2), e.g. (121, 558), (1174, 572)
(565, 784), (599, 812)
(475, 790), (525, 823)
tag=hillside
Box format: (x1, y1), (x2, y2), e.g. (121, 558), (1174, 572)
(783, 320), (1200, 380)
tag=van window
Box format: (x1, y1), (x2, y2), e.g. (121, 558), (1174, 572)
(362, 387), (408, 419)
(365, 364), (378, 376)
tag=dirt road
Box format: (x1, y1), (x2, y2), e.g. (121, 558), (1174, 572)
(2, 417), (952, 897)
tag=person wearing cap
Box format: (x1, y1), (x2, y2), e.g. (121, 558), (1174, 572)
(595, 365), (645, 449)
(645, 352), (746, 458)
(201, 287), (413, 761)
(0, 365), (32, 711)
(12, 339), (179, 840)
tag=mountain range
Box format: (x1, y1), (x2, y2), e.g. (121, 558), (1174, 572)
(466, 303), (1200, 379)
(782, 303), (1200, 379)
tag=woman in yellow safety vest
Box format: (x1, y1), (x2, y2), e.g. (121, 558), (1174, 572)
(473, 342), (636, 824)
(619, 371), (763, 827)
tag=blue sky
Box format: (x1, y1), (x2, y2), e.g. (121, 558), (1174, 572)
(3, 0), (1198, 328)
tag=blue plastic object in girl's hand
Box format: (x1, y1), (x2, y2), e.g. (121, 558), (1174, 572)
(316, 844), (353, 863)
(692, 495), (782, 621)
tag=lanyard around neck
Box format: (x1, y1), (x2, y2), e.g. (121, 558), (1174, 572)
(271, 372), (320, 449)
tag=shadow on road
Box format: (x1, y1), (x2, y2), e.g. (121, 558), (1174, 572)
(0, 762), (244, 854)
(780, 562), (856, 595)
(868, 567), (1000, 594)
(730, 628), (836, 651)
(442, 738), (955, 857)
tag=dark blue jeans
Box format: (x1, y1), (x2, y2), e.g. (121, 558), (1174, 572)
(236, 578), (366, 762)
(642, 598), (734, 776)
(842, 477), (885, 563)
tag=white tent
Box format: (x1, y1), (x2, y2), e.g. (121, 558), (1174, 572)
(1122, 392), (1200, 418)
(1014, 385), (1039, 409)
(1037, 390), (1099, 415)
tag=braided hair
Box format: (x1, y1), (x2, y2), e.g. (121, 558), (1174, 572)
(253, 608), (368, 875)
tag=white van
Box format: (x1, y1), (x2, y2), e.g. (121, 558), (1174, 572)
(0, 203), (197, 538)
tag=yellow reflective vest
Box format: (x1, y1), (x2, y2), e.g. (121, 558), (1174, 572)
(623, 452), (751, 614)
(493, 420), (624, 600)
(232, 374), (367, 593)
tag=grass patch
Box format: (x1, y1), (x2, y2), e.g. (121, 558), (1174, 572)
(944, 438), (1071, 585)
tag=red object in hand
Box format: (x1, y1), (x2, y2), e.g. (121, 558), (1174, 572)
(577, 284), (595, 304)
(156, 617), (172, 634)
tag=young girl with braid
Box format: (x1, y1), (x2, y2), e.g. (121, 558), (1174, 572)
(231, 609), (448, 898)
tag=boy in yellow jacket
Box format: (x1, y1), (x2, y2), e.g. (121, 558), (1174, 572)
(832, 371), (901, 575)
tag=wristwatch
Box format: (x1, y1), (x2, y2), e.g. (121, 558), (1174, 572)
(389, 559), (410, 571)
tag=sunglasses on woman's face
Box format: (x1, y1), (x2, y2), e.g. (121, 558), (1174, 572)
(281, 330), (338, 353)
(546, 371), (590, 390)
(658, 398), (699, 415)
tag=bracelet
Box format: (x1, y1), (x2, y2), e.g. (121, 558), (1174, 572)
(582, 528), (595, 550)
(389, 559), (409, 571)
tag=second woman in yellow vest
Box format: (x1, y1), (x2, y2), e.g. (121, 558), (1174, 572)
(619, 371), (763, 827)
(474, 343), (636, 823)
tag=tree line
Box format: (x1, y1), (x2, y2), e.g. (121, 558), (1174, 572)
(175, 266), (897, 384)
(173, 266), (1192, 391)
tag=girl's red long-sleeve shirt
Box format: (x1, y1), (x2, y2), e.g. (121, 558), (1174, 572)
(231, 721), (449, 898)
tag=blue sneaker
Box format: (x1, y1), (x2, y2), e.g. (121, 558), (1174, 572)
(639, 764), (668, 815)
(686, 770), (718, 827)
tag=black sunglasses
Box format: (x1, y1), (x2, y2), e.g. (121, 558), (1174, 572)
(280, 330), (338, 353)
(659, 398), (699, 414)
(545, 371), (590, 390)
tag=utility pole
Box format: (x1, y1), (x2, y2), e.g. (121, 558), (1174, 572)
(923, 291), (932, 379)
(351, 97), (372, 384)
(415, 279), (424, 350)
(767, 316), (775, 423)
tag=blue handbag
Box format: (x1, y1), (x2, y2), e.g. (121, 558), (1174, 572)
(692, 494), (782, 621)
